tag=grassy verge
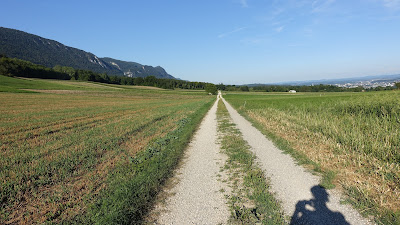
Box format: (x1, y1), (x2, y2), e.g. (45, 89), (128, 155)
(224, 91), (400, 224)
(85, 99), (215, 224)
(217, 100), (287, 224)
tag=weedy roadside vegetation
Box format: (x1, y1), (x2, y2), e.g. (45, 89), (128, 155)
(217, 100), (287, 224)
(0, 75), (214, 224)
(224, 91), (400, 224)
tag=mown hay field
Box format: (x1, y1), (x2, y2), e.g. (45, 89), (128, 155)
(224, 91), (400, 224)
(0, 75), (214, 224)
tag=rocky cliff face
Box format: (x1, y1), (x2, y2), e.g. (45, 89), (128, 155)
(101, 57), (175, 79)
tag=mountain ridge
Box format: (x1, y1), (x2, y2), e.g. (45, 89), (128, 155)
(0, 27), (175, 79)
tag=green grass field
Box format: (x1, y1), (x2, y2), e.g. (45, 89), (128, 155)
(224, 91), (400, 224)
(0, 75), (214, 224)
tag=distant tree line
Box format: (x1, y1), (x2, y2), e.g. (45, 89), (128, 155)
(215, 83), (398, 92)
(251, 84), (397, 92)
(214, 84), (250, 92)
(0, 54), (70, 80)
(1, 54), (398, 93)
(252, 84), (353, 92)
(0, 55), (209, 90)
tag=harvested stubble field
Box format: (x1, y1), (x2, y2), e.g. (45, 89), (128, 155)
(0, 75), (214, 224)
(224, 91), (400, 224)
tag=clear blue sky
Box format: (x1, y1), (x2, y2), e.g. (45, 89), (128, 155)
(1, 0), (400, 84)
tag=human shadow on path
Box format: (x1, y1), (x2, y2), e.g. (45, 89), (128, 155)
(290, 185), (350, 225)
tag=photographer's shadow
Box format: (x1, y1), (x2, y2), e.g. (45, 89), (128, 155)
(290, 185), (350, 225)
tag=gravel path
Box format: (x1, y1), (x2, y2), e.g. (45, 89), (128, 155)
(156, 97), (229, 224)
(221, 96), (373, 225)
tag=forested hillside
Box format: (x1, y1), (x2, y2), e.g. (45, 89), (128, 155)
(0, 27), (175, 79)
(0, 55), (207, 90)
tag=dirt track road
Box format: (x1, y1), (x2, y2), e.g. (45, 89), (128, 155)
(155, 93), (373, 225)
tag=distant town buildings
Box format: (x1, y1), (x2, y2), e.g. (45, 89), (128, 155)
(335, 80), (398, 89)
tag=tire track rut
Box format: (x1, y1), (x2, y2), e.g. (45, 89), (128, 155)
(156, 97), (229, 224)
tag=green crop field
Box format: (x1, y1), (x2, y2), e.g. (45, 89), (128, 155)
(224, 91), (400, 224)
(0, 75), (214, 224)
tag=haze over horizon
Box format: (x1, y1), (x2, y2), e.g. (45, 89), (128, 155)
(1, 0), (400, 84)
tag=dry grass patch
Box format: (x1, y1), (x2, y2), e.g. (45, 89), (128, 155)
(247, 110), (400, 211)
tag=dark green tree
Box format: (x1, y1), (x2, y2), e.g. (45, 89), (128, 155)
(205, 83), (217, 95)
(240, 86), (250, 92)
(100, 73), (110, 83)
(144, 76), (157, 86)
(109, 75), (121, 84)
(216, 83), (226, 90)
(134, 77), (144, 85)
